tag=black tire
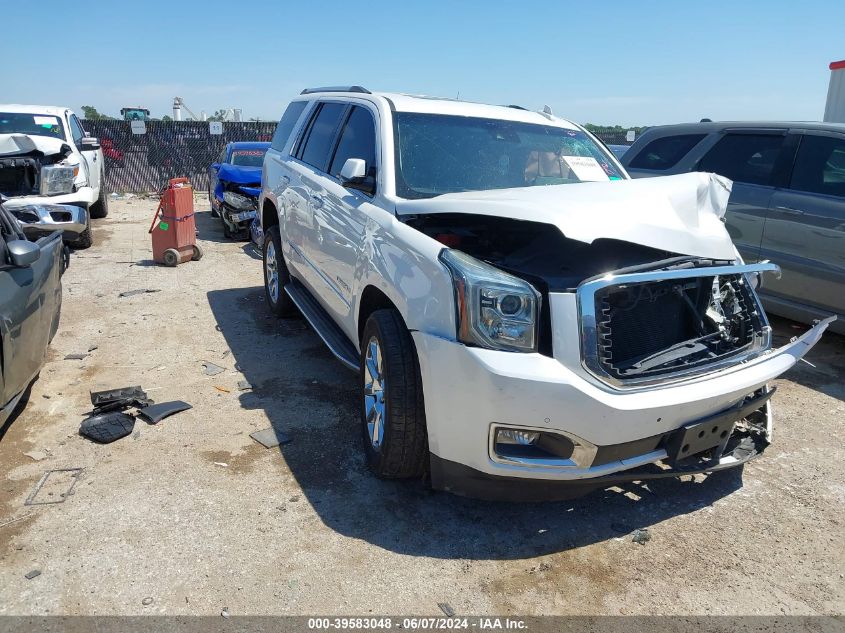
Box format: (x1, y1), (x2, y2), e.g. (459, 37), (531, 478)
(70, 224), (93, 249)
(222, 214), (232, 238)
(89, 180), (109, 218)
(262, 226), (297, 317)
(360, 309), (428, 479)
(209, 188), (219, 217)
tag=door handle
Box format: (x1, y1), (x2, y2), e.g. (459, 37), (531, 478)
(310, 195), (324, 209)
(774, 206), (804, 216)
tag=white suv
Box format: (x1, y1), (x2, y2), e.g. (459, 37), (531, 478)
(260, 87), (832, 500)
(0, 104), (109, 248)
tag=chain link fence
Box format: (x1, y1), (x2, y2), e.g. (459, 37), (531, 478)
(83, 120), (632, 194)
(82, 120), (276, 194)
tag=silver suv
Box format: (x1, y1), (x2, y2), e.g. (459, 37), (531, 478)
(623, 121), (845, 334)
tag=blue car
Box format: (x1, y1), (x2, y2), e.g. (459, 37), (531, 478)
(207, 142), (269, 239)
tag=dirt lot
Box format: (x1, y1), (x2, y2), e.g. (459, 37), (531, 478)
(0, 197), (843, 616)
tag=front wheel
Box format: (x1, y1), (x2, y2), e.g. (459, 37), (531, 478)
(89, 181), (109, 218)
(360, 309), (428, 479)
(262, 226), (297, 317)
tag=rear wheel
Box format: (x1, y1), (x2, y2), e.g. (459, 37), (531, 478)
(191, 244), (204, 261)
(262, 226), (297, 317)
(360, 309), (428, 479)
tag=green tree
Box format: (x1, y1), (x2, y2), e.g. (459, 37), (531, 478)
(207, 109), (228, 122)
(80, 105), (114, 120)
(161, 115), (173, 122)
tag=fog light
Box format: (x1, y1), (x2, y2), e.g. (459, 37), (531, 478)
(496, 429), (540, 446)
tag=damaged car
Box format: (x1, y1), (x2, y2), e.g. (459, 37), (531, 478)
(208, 142), (268, 239)
(0, 197), (64, 428)
(259, 88), (833, 500)
(0, 105), (109, 249)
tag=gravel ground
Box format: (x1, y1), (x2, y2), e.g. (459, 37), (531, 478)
(0, 197), (843, 616)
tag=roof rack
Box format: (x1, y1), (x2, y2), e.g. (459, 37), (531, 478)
(300, 86), (371, 95)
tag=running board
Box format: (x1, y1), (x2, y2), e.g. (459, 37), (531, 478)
(284, 281), (359, 371)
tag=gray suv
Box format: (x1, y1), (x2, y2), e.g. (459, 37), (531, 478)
(622, 122), (845, 334)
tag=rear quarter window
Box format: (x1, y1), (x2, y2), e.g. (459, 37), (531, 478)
(627, 134), (706, 170)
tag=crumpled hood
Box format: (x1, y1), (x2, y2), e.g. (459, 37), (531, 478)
(0, 133), (69, 157)
(395, 172), (737, 261)
(216, 163), (261, 186)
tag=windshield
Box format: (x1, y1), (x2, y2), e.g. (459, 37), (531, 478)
(0, 112), (66, 140)
(394, 113), (624, 199)
(230, 149), (267, 167)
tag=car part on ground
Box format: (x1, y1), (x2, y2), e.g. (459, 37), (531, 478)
(79, 411), (136, 443)
(90, 386), (152, 414)
(259, 88), (833, 500)
(135, 400), (192, 424)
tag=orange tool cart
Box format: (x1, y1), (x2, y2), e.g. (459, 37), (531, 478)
(149, 178), (204, 266)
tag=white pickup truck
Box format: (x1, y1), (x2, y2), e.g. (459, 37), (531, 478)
(259, 87), (832, 500)
(0, 104), (109, 248)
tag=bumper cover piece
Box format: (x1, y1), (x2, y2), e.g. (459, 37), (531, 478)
(136, 400), (192, 424)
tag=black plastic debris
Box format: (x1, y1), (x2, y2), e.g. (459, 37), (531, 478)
(136, 401), (192, 424)
(25, 570), (41, 580)
(64, 353), (88, 360)
(118, 289), (161, 298)
(79, 412), (136, 443)
(438, 603), (456, 617)
(90, 386), (152, 414)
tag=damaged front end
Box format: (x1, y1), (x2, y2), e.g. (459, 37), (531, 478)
(214, 164), (260, 240)
(578, 259), (779, 387)
(0, 134), (78, 199)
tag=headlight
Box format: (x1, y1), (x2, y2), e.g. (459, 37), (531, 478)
(39, 165), (76, 195)
(440, 249), (541, 352)
(223, 191), (255, 210)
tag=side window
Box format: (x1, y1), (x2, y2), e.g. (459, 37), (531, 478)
(218, 148), (228, 164)
(270, 101), (307, 152)
(788, 135), (845, 198)
(698, 133), (787, 186)
(329, 106), (377, 183)
(296, 103), (347, 171)
(68, 115), (84, 144)
(627, 134), (706, 170)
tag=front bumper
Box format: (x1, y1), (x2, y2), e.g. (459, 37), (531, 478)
(5, 202), (89, 236)
(412, 316), (832, 499)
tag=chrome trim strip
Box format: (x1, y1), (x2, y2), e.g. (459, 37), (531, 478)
(577, 262), (780, 391)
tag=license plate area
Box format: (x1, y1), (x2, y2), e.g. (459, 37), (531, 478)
(666, 417), (735, 463)
(233, 210), (256, 222)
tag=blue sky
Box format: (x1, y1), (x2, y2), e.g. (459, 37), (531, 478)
(3, 0), (843, 126)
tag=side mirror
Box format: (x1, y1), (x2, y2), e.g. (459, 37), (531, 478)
(7, 240), (40, 268)
(340, 158), (366, 181)
(211, 162), (221, 170)
(339, 158), (375, 195)
(79, 136), (100, 151)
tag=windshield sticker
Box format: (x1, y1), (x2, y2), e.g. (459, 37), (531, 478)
(33, 116), (59, 126)
(562, 156), (610, 181)
(233, 150), (265, 156)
